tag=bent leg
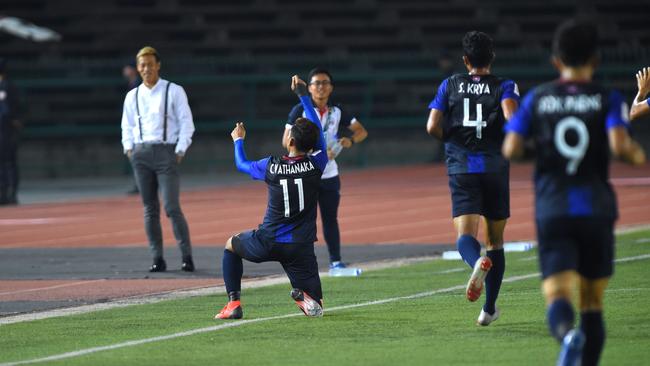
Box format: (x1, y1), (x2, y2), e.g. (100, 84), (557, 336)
(453, 214), (481, 268)
(222, 237), (243, 295)
(543, 271), (578, 341)
(280, 243), (323, 304)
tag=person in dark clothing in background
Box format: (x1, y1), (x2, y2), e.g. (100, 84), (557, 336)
(123, 62), (141, 195)
(0, 58), (22, 205)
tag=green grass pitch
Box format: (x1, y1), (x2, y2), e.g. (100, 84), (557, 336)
(2, 229), (649, 365)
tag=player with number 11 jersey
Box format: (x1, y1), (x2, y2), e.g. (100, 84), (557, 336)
(214, 75), (328, 320)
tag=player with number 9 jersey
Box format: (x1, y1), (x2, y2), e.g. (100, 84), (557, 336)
(503, 19), (645, 366)
(505, 82), (627, 220)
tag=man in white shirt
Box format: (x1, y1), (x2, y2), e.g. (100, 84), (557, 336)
(284, 68), (368, 270)
(121, 46), (195, 272)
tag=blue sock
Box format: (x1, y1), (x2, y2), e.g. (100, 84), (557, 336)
(222, 249), (243, 294)
(483, 249), (505, 315)
(581, 311), (605, 366)
(547, 299), (575, 342)
(457, 234), (481, 268)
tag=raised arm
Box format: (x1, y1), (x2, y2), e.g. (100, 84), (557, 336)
(607, 90), (646, 165)
(291, 75), (326, 153)
(630, 67), (650, 121)
(231, 122), (268, 180)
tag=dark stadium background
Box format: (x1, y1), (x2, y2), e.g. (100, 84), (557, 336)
(2, 0), (649, 179)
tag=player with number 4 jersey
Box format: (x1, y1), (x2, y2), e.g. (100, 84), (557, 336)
(426, 31), (519, 326)
(214, 75), (328, 320)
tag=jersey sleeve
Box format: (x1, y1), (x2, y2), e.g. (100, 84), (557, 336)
(233, 138), (269, 180)
(248, 157), (270, 180)
(606, 90), (630, 130)
(428, 78), (449, 111)
(500, 80), (520, 101)
(310, 150), (328, 172)
(299, 95), (328, 155)
(504, 90), (535, 137)
(287, 103), (303, 125)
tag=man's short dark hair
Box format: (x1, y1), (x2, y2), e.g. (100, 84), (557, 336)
(462, 31), (494, 68)
(291, 118), (319, 153)
(307, 67), (334, 84)
(553, 19), (598, 67)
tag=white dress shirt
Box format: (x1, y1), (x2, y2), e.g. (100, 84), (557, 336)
(121, 78), (195, 155)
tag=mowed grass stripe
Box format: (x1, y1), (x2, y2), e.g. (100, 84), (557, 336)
(2, 252), (649, 366)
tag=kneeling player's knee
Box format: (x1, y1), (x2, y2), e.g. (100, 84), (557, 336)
(225, 237), (234, 252)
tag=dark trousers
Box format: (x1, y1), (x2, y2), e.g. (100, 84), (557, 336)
(318, 176), (341, 263)
(130, 143), (191, 259)
(0, 140), (18, 204)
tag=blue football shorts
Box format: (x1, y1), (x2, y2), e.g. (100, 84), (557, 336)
(448, 170), (510, 220)
(536, 217), (614, 279)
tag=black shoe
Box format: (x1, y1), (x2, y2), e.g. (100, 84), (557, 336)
(149, 258), (167, 272)
(181, 257), (195, 272)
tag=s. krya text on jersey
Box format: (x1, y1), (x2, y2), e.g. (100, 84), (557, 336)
(458, 81), (491, 95)
(269, 160), (316, 176)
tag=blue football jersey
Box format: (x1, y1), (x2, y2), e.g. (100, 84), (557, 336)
(255, 153), (326, 243)
(505, 80), (629, 219)
(429, 73), (519, 174)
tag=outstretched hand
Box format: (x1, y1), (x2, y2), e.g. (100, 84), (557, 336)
(291, 75), (308, 97)
(231, 122), (246, 141)
(637, 67), (650, 98)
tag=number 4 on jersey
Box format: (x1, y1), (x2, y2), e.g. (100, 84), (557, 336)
(463, 98), (487, 139)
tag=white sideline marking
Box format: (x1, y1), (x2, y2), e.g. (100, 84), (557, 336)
(0, 256), (436, 326)
(1, 253), (648, 366)
(434, 268), (465, 274)
(0, 279), (106, 296)
(518, 255), (538, 262)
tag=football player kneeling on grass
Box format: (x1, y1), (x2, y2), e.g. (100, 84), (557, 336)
(215, 75), (328, 319)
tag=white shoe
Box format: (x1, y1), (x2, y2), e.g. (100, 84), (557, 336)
(290, 288), (323, 317)
(477, 307), (500, 326)
(466, 256), (493, 302)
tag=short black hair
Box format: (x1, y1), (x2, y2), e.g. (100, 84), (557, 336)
(462, 31), (494, 68)
(291, 118), (319, 153)
(552, 19), (598, 67)
(307, 67), (334, 84)
(0, 58), (6, 74)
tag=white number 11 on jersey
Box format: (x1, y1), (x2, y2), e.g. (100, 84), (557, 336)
(462, 98), (487, 139)
(279, 178), (304, 217)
